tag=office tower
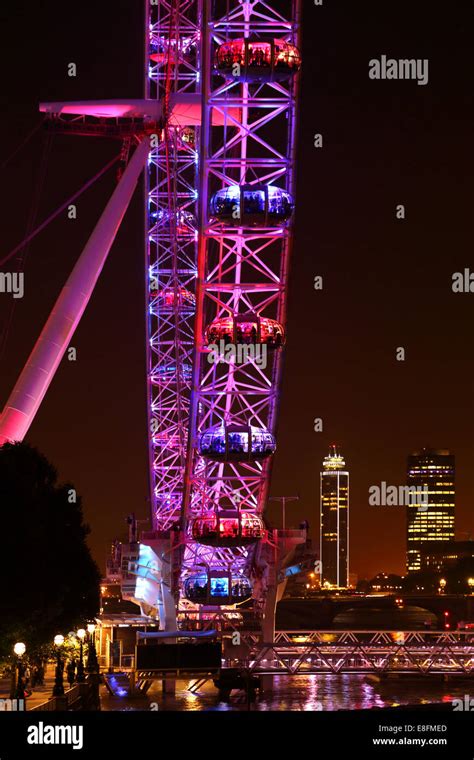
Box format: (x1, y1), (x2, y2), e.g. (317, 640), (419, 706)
(420, 539), (474, 573)
(320, 445), (349, 587)
(406, 448), (455, 573)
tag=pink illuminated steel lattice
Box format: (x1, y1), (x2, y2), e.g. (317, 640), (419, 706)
(180, 0), (302, 619)
(145, 0), (201, 534)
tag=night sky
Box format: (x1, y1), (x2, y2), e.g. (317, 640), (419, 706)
(0, 1), (472, 579)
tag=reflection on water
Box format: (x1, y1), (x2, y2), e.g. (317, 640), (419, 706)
(101, 675), (470, 712)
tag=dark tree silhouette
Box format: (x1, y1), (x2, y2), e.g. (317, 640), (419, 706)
(0, 442), (101, 658)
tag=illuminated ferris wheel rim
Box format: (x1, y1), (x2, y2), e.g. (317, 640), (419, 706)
(178, 0), (302, 606)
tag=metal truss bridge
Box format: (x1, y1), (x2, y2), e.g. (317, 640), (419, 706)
(225, 630), (474, 677)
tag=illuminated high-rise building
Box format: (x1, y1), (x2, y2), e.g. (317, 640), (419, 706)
(406, 448), (455, 573)
(320, 445), (349, 588)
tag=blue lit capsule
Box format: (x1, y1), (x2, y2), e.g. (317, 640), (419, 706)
(184, 572), (252, 606)
(199, 423), (276, 462)
(210, 184), (294, 227)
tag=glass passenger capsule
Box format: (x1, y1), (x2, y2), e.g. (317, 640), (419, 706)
(205, 313), (285, 348)
(152, 431), (183, 449)
(214, 38), (301, 81)
(149, 36), (195, 66)
(210, 184), (294, 227)
(151, 287), (196, 313)
(191, 510), (265, 547)
(154, 490), (182, 517)
(150, 364), (193, 384)
(183, 572), (252, 606)
(150, 209), (196, 235)
(198, 423), (276, 462)
(178, 127), (196, 150)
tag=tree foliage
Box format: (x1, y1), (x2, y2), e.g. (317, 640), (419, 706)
(0, 442), (101, 659)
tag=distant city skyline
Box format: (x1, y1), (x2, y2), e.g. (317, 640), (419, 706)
(311, 444), (465, 583)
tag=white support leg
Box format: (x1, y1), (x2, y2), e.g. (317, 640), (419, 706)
(0, 138), (150, 445)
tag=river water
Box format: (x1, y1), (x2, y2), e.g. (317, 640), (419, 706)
(101, 674), (471, 712)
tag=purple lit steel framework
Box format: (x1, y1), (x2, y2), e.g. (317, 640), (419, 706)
(145, 0), (201, 533)
(180, 0), (302, 621)
(0, 1), (301, 635)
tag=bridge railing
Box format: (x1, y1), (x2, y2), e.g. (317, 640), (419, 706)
(30, 683), (99, 712)
(272, 630), (474, 645)
(227, 630), (474, 675)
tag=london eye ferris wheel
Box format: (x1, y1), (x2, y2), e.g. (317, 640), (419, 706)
(0, 0), (303, 638)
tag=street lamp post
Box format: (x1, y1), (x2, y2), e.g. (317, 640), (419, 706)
(86, 623), (101, 710)
(52, 635), (65, 697)
(12, 642), (26, 701)
(86, 623), (99, 673)
(76, 629), (86, 683)
(269, 495), (299, 533)
(100, 585), (106, 615)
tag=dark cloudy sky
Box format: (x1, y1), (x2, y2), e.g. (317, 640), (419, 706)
(0, 0), (472, 579)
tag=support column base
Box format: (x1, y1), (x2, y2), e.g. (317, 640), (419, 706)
(162, 678), (176, 695)
(259, 674), (275, 694)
